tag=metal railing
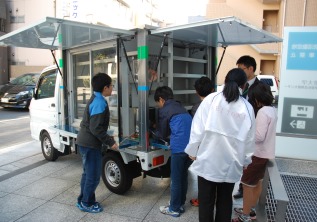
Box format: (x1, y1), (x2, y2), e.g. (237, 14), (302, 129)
(258, 159), (289, 221)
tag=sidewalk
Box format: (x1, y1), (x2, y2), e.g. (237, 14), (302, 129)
(0, 141), (316, 221)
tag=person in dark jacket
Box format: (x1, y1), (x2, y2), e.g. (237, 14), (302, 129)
(154, 86), (192, 217)
(191, 77), (214, 120)
(234, 55), (259, 199)
(190, 76), (214, 207)
(76, 73), (118, 213)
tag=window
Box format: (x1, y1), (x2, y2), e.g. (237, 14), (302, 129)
(10, 15), (25, 23)
(0, 18), (5, 32)
(36, 69), (57, 99)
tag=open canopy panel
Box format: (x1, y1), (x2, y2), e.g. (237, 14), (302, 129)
(150, 16), (283, 47)
(0, 17), (135, 50)
(0, 16), (282, 50)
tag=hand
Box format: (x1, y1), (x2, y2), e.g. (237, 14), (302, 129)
(111, 143), (119, 150)
(189, 155), (196, 161)
(149, 69), (158, 81)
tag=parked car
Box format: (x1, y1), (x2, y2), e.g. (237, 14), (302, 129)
(0, 73), (40, 109)
(216, 74), (279, 104)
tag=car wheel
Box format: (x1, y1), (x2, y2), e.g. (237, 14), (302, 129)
(102, 152), (133, 194)
(41, 131), (58, 161)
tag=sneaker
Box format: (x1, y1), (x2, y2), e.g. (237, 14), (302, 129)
(79, 201), (103, 213)
(233, 190), (243, 199)
(167, 201), (185, 213)
(76, 202), (84, 211)
(159, 206), (180, 217)
(232, 214), (252, 222)
(179, 205), (185, 214)
(190, 198), (199, 207)
(234, 207), (256, 220)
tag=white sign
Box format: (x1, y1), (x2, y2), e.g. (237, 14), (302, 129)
(290, 105), (314, 119)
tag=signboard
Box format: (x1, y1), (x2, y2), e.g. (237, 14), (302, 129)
(281, 98), (316, 135)
(276, 27), (317, 160)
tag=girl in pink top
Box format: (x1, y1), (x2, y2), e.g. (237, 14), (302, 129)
(232, 81), (278, 222)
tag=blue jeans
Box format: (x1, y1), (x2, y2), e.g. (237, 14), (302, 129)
(77, 145), (102, 206)
(169, 152), (192, 212)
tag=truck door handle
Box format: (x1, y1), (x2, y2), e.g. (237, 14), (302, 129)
(51, 103), (55, 107)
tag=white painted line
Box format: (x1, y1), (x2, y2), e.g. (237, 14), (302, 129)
(0, 116), (29, 123)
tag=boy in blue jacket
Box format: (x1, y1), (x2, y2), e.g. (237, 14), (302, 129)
(76, 73), (118, 213)
(154, 86), (192, 217)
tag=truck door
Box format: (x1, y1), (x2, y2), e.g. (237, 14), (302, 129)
(29, 67), (59, 146)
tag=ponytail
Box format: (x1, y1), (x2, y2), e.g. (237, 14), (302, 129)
(223, 68), (247, 103)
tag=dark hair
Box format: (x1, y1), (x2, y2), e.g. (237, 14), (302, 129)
(223, 68), (247, 103)
(91, 73), (112, 92)
(248, 81), (274, 109)
(236, 55), (257, 72)
(154, 86), (173, 102)
(194, 76), (214, 97)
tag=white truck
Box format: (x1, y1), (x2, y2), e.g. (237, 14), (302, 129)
(0, 16), (282, 194)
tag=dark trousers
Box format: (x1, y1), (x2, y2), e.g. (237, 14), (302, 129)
(198, 176), (234, 222)
(170, 152), (192, 212)
(77, 145), (102, 206)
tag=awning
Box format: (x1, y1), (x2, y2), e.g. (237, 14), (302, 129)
(150, 16), (283, 47)
(0, 17), (135, 50)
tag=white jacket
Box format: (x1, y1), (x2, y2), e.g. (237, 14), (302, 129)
(185, 92), (255, 183)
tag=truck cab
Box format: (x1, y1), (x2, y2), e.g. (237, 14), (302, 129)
(0, 16), (282, 194)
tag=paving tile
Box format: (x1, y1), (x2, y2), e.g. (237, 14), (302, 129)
(0, 193), (46, 222)
(79, 212), (142, 222)
(13, 154), (45, 167)
(52, 183), (112, 206)
(100, 176), (170, 219)
(13, 177), (77, 200)
(15, 201), (86, 222)
(0, 172), (43, 193)
(0, 169), (10, 176)
(0, 155), (21, 167)
(49, 162), (82, 183)
(0, 191), (9, 198)
(25, 160), (75, 177)
(144, 187), (199, 222)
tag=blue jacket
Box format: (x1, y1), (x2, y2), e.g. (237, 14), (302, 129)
(77, 92), (115, 149)
(156, 99), (192, 153)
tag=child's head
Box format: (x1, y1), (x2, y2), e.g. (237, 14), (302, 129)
(194, 77), (214, 98)
(248, 81), (274, 108)
(223, 68), (247, 103)
(154, 86), (173, 107)
(236, 55), (257, 73)
(92, 73), (113, 96)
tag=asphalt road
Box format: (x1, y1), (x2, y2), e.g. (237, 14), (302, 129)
(0, 107), (32, 149)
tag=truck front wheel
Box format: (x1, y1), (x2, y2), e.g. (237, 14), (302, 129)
(102, 152), (132, 195)
(41, 132), (58, 161)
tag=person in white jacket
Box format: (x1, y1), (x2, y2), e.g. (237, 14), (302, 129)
(185, 68), (255, 222)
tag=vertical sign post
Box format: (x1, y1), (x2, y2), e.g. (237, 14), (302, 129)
(276, 27), (317, 160)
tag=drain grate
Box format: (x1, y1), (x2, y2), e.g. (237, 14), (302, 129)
(266, 174), (317, 222)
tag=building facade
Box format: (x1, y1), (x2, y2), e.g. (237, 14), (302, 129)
(206, 0), (317, 84)
(0, 0), (162, 82)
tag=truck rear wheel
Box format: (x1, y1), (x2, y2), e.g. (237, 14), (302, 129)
(41, 132), (58, 161)
(102, 152), (132, 195)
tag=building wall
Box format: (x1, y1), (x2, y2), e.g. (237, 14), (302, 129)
(3, 0), (162, 79)
(207, 0), (281, 84)
(5, 0), (56, 77)
(0, 46), (8, 84)
(207, 0), (317, 85)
